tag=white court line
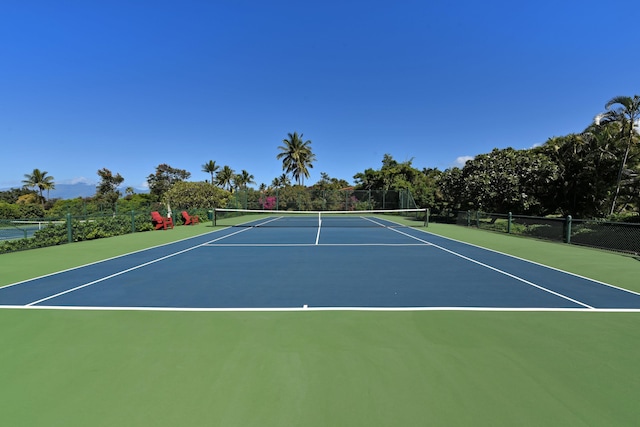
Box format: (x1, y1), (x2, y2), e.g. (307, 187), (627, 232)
(384, 226), (595, 309)
(23, 227), (255, 307)
(0, 229), (229, 291)
(315, 217), (322, 245)
(204, 243), (428, 247)
(2, 305), (640, 313)
(415, 228), (640, 299)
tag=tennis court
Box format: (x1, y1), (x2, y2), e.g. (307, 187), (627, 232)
(2, 214), (640, 426)
(0, 219), (63, 241)
(2, 209), (639, 310)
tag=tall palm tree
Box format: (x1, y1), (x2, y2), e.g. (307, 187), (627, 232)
(595, 95), (640, 215)
(276, 132), (316, 185)
(22, 168), (55, 208)
(202, 160), (220, 184)
(216, 165), (235, 191)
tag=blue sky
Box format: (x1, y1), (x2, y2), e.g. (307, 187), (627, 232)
(1, 0), (638, 191)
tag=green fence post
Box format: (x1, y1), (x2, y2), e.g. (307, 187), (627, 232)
(565, 215), (572, 244)
(66, 212), (73, 243)
(475, 210), (480, 228)
(131, 210), (136, 233)
(507, 212), (512, 234)
(466, 210), (471, 227)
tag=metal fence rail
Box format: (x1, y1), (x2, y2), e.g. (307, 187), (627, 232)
(455, 211), (640, 255)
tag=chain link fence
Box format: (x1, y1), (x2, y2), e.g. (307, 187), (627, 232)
(456, 211), (640, 255)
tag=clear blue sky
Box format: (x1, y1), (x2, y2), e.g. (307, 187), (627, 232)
(1, 0), (638, 191)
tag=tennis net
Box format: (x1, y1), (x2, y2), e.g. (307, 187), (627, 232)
(213, 208), (428, 228)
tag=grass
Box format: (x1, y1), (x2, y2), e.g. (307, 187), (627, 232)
(1, 222), (639, 426)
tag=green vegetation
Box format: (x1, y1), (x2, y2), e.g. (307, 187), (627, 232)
(0, 214), (156, 254)
(1, 99), (639, 255)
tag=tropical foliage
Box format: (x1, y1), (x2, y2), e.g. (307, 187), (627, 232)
(22, 168), (55, 208)
(96, 168), (124, 206)
(234, 170), (255, 190)
(595, 95), (640, 215)
(201, 160), (220, 184)
(147, 164), (191, 199)
(277, 132), (316, 185)
(215, 165), (235, 191)
(163, 181), (229, 210)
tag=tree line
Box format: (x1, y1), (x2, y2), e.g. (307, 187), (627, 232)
(352, 96), (639, 219)
(3, 96), (639, 220)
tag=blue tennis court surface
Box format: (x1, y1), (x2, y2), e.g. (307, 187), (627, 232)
(2, 219), (640, 311)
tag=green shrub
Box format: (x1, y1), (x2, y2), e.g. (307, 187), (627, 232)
(0, 213), (156, 254)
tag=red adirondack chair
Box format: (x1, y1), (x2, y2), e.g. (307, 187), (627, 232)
(182, 211), (200, 225)
(151, 211), (174, 230)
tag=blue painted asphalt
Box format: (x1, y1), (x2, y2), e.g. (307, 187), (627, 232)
(1, 224), (639, 309)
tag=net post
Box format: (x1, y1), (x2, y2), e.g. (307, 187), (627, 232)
(424, 208), (429, 227)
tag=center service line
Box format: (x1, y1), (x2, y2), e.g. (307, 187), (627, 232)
(315, 217), (322, 245)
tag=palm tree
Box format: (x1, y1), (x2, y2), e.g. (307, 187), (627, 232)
(22, 168), (55, 208)
(271, 173), (291, 188)
(235, 169), (255, 190)
(595, 95), (640, 215)
(202, 160), (220, 184)
(276, 132), (316, 185)
(216, 165), (235, 191)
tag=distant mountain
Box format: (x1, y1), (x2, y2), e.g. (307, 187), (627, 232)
(48, 183), (97, 199)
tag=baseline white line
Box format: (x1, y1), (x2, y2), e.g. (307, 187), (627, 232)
(3, 305), (640, 313)
(24, 227), (255, 307)
(385, 227), (595, 309)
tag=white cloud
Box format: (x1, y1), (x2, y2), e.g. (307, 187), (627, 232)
(454, 156), (474, 167)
